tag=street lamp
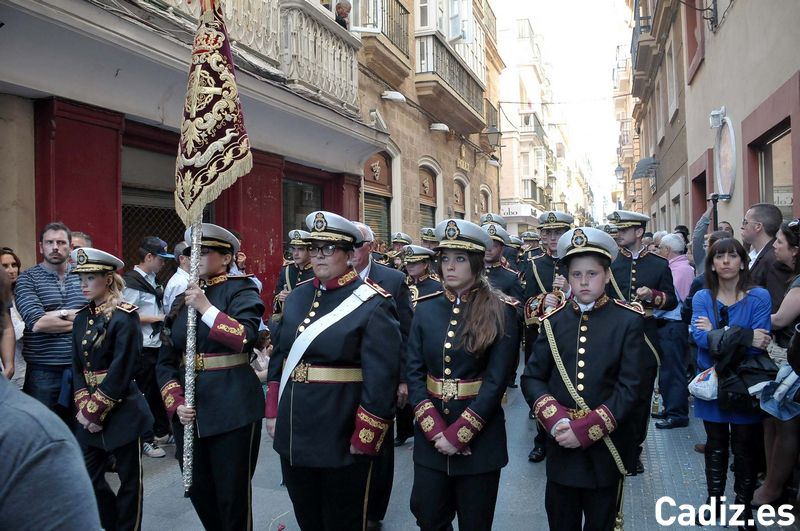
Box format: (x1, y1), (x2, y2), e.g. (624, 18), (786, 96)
(615, 164), (625, 181)
(486, 126), (502, 150)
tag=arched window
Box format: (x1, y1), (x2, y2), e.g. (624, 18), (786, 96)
(419, 165), (437, 227)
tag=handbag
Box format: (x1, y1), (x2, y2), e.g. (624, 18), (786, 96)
(688, 366), (718, 400)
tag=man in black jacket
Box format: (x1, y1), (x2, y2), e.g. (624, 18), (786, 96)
(742, 203), (793, 311)
(352, 221), (413, 529)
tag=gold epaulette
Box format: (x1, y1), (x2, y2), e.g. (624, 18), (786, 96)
(429, 273), (441, 282)
(116, 302), (138, 313)
(640, 250), (667, 260)
(540, 299), (568, 320)
(364, 278), (392, 298)
(414, 290), (443, 303)
(613, 298), (646, 315)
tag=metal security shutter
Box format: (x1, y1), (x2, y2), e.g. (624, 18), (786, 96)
(420, 205), (436, 228)
(364, 193), (391, 243)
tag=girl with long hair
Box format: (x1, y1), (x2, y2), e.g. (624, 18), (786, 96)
(70, 247), (153, 531)
(406, 219), (518, 530)
(753, 220), (800, 506)
(0, 248), (24, 387)
(691, 238), (771, 527)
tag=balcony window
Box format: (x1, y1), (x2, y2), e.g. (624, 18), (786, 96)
(759, 128), (793, 220)
(523, 179), (535, 200)
(521, 152), (530, 178)
(666, 36), (678, 119)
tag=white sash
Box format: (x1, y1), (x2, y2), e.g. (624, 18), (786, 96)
(278, 284), (377, 401)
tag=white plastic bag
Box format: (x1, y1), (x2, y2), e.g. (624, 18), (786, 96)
(688, 367), (718, 400)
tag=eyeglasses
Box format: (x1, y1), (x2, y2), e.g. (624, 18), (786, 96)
(308, 244), (342, 257)
(741, 218), (761, 227)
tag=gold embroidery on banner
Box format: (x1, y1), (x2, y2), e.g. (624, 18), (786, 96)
(457, 426), (473, 443)
(359, 428), (375, 444)
(420, 416), (435, 432)
(542, 405), (557, 419)
(588, 425), (604, 441)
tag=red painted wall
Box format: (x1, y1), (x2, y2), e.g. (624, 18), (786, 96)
(34, 98), (124, 257)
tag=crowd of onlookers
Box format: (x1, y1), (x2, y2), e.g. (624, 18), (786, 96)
(648, 201), (800, 516)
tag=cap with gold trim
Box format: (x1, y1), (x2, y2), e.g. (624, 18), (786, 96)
(403, 245), (436, 263)
(509, 236), (523, 249)
(606, 210), (650, 230)
(288, 229), (311, 247)
(183, 223), (240, 255)
(482, 223), (511, 246)
(557, 227), (619, 261)
(479, 212), (507, 229)
(601, 223), (619, 236)
(537, 211), (574, 230)
(70, 248), (124, 274)
(305, 211), (363, 245)
(420, 227), (437, 243)
(434, 219), (492, 253)
(391, 232), (413, 245)
(521, 230), (541, 242)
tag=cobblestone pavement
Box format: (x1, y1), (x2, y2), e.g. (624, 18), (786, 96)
(136, 372), (800, 530)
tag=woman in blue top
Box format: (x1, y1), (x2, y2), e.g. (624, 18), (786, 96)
(691, 238), (771, 523)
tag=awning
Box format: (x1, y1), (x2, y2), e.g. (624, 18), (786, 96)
(632, 157), (658, 179)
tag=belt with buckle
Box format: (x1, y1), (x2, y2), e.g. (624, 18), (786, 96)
(183, 353), (249, 372)
(84, 369), (107, 388)
(426, 374), (482, 401)
(289, 361), (363, 384)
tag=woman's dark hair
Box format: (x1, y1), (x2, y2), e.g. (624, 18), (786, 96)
(704, 238), (753, 300)
(708, 230), (731, 248)
(562, 252), (612, 271)
(778, 221), (800, 278)
(0, 248), (22, 289)
(436, 251), (505, 356)
(0, 269), (9, 320)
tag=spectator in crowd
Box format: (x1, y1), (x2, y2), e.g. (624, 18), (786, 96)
(649, 230), (668, 253)
(753, 220), (800, 506)
(15, 222), (86, 424)
(71, 232), (93, 249)
(335, 0), (351, 29)
(230, 230), (263, 293)
(653, 234), (694, 429)
(163, 241), (190, 315)
(691, 238), (771, 518)
(742, 203), (793, 311)
(673, 225), (690, 251)
(1, 266), (101, 530)
(719, 221), (734, 235)
(122, 236), (173, 459)
(692, 203), (715, 276)
(1, 248), (25, 388)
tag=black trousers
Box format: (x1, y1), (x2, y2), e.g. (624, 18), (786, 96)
(656, 320), (689, 421)
(83, 439), (143, 531)
(367, 422), (394, 521)
(544, 479), (623, 531)
(175, 421), (261, 531)
(410, 464), (501, 531)
(396, 403), (415, 442)
(281, 457), (372, 531)
(134, 347), (170, 440)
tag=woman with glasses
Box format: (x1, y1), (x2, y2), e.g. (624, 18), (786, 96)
(406, 218), (518, 531)
(691, 238), (771, 523)
(752, 220), (800, 506)
(0, 248), (25, 388)
(265, 211), (401, 530)
(156, 224), (265, 530)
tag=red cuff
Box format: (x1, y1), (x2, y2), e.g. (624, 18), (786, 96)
(81, 388), (116, 425)
(414, 399), (447, 442)
(442, 408), (484, 452)
(74, 388), (90, 411)
(160, 380), (186, 421)
(208, 312), (248, 351)
(570, 405), (617, 449)
(350, 406), (391, 456)
(532, 394), (571, 433)
(652, 290), (666, 309)
(265, 381), (279, 418)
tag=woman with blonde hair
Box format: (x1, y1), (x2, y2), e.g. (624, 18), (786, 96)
(70, 247), (153, 531)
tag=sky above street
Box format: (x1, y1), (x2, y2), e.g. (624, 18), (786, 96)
(519, 0), (632, 220)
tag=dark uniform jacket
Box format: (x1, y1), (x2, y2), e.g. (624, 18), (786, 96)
(266, 271), (401, 468)
(408, 274), (442, 304)
(157, 275), (265, 439)
(522, 252), (565, 305)
(522, 246), (544, 262)
(369, 261), (414, 383)
(407, 289), (518, 475)
(72, 301), (153, 451)
(272, 261), (315, 315)
(502, 247), (520, 271)
(521, 296), (649, 488)
(485, 262), (524, 303)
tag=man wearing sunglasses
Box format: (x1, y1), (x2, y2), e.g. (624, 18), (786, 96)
(741, 203), (793, 311)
